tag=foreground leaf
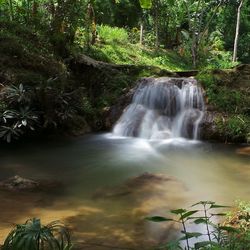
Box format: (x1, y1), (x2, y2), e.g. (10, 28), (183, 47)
(219, 226), (240, 233)
(171, 209), (187, 215)
(146, 216), (173, 222)
(179, 232), (203, 240)
(180, 210), (199, 220)
(194, 241), (220, 249)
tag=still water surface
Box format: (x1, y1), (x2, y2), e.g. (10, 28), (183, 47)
(0, 134), (249, 249)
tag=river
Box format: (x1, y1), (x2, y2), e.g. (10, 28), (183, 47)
(0, 134), (249, 249)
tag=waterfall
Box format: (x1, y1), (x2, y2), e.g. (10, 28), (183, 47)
(113, 77), (205, 140)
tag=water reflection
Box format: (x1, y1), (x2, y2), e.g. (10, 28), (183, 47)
(0, 134), (249, 249)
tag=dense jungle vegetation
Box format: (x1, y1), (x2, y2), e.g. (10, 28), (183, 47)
(0, 0), (249, 142)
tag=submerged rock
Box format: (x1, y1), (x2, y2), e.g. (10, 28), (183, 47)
(89, 172), (187, 249)
(93, 172), (188, 214)
(236, 147), (250, 156)
(0, 175), (39, 191)
(0, 175), (61, 192)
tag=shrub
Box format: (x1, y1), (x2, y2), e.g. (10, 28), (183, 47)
(216, 115), (250, 142)
(97, 25), (128, 44)
(146, 201), (250, 250)
(2, 218), (72, 250)
(197, 72), (247, 113)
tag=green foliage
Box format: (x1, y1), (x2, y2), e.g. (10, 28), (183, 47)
(0, 84), (39, 142)
(216, 115), (250, 141)
(139, 0), (152, 9)
(197, 70), (250, 142)
(97, 25), (129, 44)
(2, 218), (72, 250)
(86, 38), (190, 71)
(202, 51), (239, 70)
(147, 201), (250, 250)
(197, 72), (247, 113)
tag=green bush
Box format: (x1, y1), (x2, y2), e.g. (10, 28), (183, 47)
(2, 218), (72, 250)
(216, 115), (250, 141)
(147, 201), (250, 250)
(197, 72), (247, 113)
(97, 25), (128, 44)
(205, 51), (239, 70)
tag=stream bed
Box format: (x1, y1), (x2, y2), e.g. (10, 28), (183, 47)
(0, 134), (249, 249)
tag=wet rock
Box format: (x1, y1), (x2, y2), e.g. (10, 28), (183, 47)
(200, 111), (225, 141)
(104, 85), (137, 130)
(0, 175), (39, 191)
(125, 172), (176, 187)
(0, 175), (61, 192)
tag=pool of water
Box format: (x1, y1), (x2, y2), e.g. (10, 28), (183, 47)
(0, 134), (249, 249)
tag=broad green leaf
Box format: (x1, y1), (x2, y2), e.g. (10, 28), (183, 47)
(171, 209), (186, 215)
(181, 30), (190, 40)
(193, 218), (208, 224)
(210, 213), (227, 216)
(180, 210), (199, 220)
(194, 241), (220, 249)
(210, 204), (230, 209)
(146, 216), (173, 222)
(179, 232), (203, 240)
(139, 0), (152, 9)
(164, 240), (182, 250)
(219, 226), (240, 233)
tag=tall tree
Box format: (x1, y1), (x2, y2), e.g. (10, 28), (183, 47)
(233, 0), (244, 62)
(139, 0), (152, 45)
(183, 0), (224, 68)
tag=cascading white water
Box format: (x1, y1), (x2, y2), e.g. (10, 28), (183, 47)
(113, 77), (205, 140)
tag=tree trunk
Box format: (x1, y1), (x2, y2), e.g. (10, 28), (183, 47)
(140, 22), (144, 45)
(233, 0), (244, 62)
(191, 34), (197, 68)
(8, 0), (14, 21)
(154, 0), (160, 48)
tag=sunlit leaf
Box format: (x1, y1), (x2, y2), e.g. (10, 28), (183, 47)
(139, 0), (152, 9)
